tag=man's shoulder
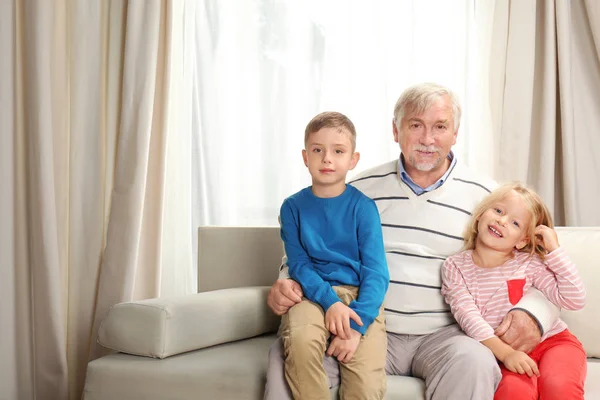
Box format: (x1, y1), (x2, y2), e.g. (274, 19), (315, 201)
(348, 160), (398, 197)
(349, 160), (398, 184)
(448, 162), (498, 195)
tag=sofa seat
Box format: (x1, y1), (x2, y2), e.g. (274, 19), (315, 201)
(85, 332), (599, 400)
(84, 332), (425, 400)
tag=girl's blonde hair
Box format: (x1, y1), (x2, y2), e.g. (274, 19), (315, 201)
(463, 182), (554, 259)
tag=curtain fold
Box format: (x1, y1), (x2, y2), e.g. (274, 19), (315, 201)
(0, 1), (194, 399)
(88, 0), (171, 362)
(486, 0), (600, 225)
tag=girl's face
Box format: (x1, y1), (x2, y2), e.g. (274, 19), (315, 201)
(476, 190), (531, 253)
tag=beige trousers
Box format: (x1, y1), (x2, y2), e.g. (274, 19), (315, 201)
(280, 286), (387, 400)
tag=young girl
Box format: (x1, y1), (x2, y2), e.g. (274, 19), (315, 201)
(442, 182), (586, 399)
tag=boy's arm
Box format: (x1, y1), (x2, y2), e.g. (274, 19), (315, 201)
(530, 247), (586, 310)
(279, 201), (341, 312)
(441, 258), (496, 341)
(347, 200), (389, 335)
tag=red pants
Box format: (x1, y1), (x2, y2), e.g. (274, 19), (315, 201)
(494, 329), (586, 400)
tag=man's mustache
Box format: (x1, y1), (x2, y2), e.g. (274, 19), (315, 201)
(413, 146), (440, 152)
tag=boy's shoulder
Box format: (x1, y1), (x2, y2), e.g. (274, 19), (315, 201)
(346, 184), (377, 206)
(280, 186), (311, 211)
(283, 186), (310, 201)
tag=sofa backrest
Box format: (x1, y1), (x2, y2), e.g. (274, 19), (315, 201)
(555, 227), (600, 358)
(196, 226), (600, 357)
(197, 226), (283, 292)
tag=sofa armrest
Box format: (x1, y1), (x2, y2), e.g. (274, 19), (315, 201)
(97, 286), (280, 359)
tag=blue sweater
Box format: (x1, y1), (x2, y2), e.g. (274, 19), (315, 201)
(279, 185), (389, 334)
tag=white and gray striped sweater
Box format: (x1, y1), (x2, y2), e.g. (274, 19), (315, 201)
(348, 159), (496, 334)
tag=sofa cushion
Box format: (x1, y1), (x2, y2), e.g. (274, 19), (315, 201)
(85, 335), (277, 400)
(556, 227), (600, 357)
(97, 286), (280, 358)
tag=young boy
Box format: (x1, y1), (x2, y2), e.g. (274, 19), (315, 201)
(279, 111), (389, 400)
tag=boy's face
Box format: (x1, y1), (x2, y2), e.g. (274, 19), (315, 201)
(302, 127), (359, 189)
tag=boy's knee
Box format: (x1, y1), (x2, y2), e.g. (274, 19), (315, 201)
(283, 325), (327, 360)
(340, 374), (386, 400)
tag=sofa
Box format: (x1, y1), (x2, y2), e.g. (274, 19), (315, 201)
(83, 226), (600, 399)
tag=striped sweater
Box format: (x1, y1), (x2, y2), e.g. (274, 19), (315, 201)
(441, 247), (586, 342)
(348, 159), (497, 334)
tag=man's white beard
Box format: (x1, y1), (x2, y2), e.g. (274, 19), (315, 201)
(409, 146), (442, 171)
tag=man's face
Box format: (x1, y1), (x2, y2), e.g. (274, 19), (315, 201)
(393, 95), (458, 174)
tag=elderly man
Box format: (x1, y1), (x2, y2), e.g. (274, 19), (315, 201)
(265, 82), (558, 399)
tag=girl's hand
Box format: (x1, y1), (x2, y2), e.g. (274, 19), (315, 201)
(503, 350), (540, 377)
(535, 225), (559, 253)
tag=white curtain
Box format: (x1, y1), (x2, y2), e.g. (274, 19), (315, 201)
(482, 0), (600, 226)
(191, 0), (600, 231)
(191, 0), (483, 233)
(0, 1), (194, 399)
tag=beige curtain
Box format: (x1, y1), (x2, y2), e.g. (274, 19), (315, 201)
(0, 1), (194, 399)
(485, 0), (600, 226)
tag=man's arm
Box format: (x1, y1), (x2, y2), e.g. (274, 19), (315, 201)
(267, 278), (303, 316)
(495, 288), (560, 352)
(266, 221), (302, 317)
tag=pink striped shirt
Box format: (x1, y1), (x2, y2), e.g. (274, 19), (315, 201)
(442, 247), (586, 342)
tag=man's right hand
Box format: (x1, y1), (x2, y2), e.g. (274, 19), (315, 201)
(267, 279), (303, 316)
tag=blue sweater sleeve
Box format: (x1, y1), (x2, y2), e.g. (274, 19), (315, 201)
(279, 200), (341, 312)
(348, 199), (389, 334)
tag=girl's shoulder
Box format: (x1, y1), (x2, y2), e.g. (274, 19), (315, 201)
(445, 249), (472, 265)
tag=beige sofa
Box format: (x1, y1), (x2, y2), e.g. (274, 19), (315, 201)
(83, 226), (600, 399)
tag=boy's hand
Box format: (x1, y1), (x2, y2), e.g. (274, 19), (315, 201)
(535, 225), (559, 253)
(503, 350), (540, 377)
(326, 330), (362, 363)
(325, 302), (363, 340)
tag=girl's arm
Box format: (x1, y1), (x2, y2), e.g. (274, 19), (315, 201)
(442, 258), (537, 374)
(441, 258), (495, 341)
(530, 247), (586, 311)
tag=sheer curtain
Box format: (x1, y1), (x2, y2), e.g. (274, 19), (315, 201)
(0, 1), (194, 399)
(191, 0), (484, 237)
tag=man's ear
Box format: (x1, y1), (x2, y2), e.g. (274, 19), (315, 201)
(302, 149), (308, 167)
(392, 120), (400, 143)
(349, 151), (360, 170)
(452, 124), (459, 145)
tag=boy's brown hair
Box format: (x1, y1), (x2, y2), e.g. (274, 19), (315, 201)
(304, 111), (356, 150)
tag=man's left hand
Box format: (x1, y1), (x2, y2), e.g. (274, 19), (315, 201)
(495, 309), (541, 353)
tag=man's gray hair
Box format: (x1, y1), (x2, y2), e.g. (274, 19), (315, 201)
(393, 83), (461, 131)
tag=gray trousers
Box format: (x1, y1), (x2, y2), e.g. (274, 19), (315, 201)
(264, 324), (501, 400)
